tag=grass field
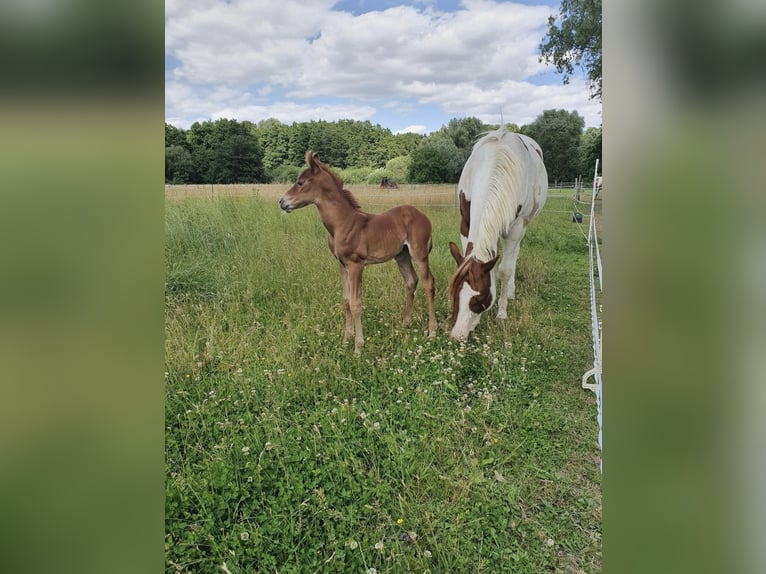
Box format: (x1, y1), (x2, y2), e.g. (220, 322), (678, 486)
(165, 186), (602, 573)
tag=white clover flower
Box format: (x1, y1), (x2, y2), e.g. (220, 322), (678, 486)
(374, 541), (384, 551)
(423, 550), (432, 558)
(366, 569), (377, 574)
(240, 531), (249, 541)
(241, 446), (250, 455)
(346, 539), (358, 550)
(546, 538), (555, 547)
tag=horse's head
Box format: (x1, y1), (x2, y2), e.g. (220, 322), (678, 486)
(279, 150), (337, 212)
(448, 241), (498, 341)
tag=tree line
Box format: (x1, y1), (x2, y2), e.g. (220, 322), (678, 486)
(165, 111), (601, 186)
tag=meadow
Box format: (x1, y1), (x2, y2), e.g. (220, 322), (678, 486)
(165, 185), (602, 573)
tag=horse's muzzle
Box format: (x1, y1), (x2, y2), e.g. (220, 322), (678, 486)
(278, 198), (293, 212)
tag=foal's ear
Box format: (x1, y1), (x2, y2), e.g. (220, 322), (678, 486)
(305, 150), (322, 172)
(449, 242), (463, 265)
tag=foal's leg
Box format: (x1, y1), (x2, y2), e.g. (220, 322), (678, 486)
(338, 262), (354, 345)
(394, 249), (418, 326)
(496, 222), (527, 320)
(413, 256), (437, 337)
(346, 262), (365, 354)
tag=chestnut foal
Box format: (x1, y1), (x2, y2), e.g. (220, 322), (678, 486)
(279, 151), (437, 354)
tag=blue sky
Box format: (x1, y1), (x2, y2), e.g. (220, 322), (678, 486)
(165, 0), (601, 134)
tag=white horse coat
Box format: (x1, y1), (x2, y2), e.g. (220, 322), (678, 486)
(449, 127), (548, 340)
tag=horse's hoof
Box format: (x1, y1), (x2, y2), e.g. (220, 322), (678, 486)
(428, 329), (437, 338)
(496, 311), (507, 320)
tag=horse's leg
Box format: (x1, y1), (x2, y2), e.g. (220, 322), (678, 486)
(395, 249), (418, 327)
(338, 262), (354, 346)
(412, 255), (437, 337)
(408, 217), (438, 338)
(496, 222), (527, 320)
(346, 262), (365, 354)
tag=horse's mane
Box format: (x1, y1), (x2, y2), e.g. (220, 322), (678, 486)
(461, 127), (524, 260)
(341, 187), (362, 210)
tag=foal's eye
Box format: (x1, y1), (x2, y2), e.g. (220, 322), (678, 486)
(296, 180), (304, 187)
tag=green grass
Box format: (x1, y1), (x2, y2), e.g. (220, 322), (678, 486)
(165, 192), (602, 573)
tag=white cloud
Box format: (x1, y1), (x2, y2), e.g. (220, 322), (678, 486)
(165, 1), (601, 130)
(395, 124), (428, 135)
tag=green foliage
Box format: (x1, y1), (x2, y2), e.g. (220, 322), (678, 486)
(165, 113), (597, 188)
(522, 109), (585, 182)
(579, 126), (602, 178)
(165, 122), (188, 149)
(540, 0), (602, 100)
(255, 118), (290, 173)
(267, 162), (302, 184)
(438, 116), (493, 163)
(385, 155), (411, 184)
(365, 167), (393, 185)
(165, 145), (192, 184)
(165, 194), (602, 573)
(339, 165), (374, 184)
(408, 134), (464, 183)
(185, 118), (266, 183)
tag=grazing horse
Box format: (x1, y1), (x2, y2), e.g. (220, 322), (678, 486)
(448, 127), (548, 340)
(381, 177), (398, 189)
(279, 150), (437, 354)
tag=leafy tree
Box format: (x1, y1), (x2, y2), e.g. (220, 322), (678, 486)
(269, 163), (302, 184)
(210, 134), (264, 183)
(255, 118), (290, 174)
(385, 155), (411, 184)
(540, 0), (602, 100)
(579, 126), (602, 179)
(391, 132), (425, 157)
(338, 166), (374, 184)
(345, 120), (390, 168)
(522, 109), (585, 183)
(186, 118), (265, 183)
(408, 134), (463, 183)
(165, 123), (188, 149)
(440, 117), (493, 163)
(287, 122), (312, 167)
(165, 145), (192, 183)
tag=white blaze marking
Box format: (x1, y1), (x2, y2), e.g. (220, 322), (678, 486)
(450, 282), (481, 340)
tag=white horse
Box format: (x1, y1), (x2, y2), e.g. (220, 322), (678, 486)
(448, 127), (548, 340)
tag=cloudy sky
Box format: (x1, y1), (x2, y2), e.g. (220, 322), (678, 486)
(165, 0), (601, 134)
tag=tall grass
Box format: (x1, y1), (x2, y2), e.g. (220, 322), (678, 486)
(165, 192), (602, 573)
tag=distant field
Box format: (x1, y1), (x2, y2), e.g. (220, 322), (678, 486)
(165, 183), (458, 208)
(165, 186), (602, 573)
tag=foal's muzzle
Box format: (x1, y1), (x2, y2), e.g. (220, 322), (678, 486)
(278, 197), (293, 212)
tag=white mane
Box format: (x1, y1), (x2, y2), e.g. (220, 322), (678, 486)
(460, 127), (528, 261)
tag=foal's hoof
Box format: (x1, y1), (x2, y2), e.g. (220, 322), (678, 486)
(428, 329), (437, 338)
(496, 311), (508, 320)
